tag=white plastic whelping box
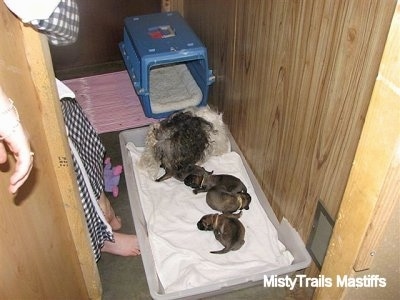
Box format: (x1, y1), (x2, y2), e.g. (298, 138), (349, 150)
(119, 12), (215, 119)
(119, 126), (312, 299)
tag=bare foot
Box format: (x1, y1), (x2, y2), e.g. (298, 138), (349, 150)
(101, 232), (140, 256)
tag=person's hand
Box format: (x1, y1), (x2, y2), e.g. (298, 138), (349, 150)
(0, 87), (34, 194)
(0, 129), (34, 194)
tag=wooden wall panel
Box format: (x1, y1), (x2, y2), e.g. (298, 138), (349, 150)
(162, 0), (184, 13)
(182, 0), (236, 115)
(0, 2), (100, 298)
(50, 0), (161, 77)
(181, 0), (396, 241)
(316, 3), (400, 296)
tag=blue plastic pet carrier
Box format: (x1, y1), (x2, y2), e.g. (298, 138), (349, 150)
(119, 12), (215, 118)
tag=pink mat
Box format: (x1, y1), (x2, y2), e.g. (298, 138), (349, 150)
(63, 71), (157, 134)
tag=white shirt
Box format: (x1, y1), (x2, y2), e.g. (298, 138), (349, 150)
(4, 0), (61, 22)
(55, 79), (75, 100)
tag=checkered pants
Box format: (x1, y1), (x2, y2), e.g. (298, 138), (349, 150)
(60, 97), (113, 261)
(31, 0), (79, 46)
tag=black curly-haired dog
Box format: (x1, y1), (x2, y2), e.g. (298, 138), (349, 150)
(153, 111), (214, 182)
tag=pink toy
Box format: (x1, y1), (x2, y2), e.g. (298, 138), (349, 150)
(103, 157), (123, 197)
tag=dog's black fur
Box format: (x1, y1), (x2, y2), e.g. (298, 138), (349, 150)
(152, 111), (214, 182)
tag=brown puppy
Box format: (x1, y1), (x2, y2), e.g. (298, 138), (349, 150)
(206, 187), (251, 213)
(184, 169), (247, 195)
(197, 212), (245, 254)
(185, 169), (251, 212)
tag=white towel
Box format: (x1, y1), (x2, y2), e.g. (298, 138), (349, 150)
(127, 143), (294, 293)
(149, 64), (203, 114)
